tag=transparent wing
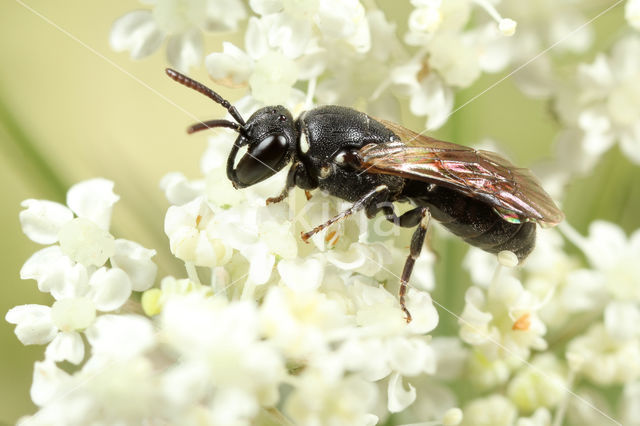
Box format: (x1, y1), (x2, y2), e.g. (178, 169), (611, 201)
(357, 119), (564, 226)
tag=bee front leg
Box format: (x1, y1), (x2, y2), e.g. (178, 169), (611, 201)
(266, 162), (313, 205)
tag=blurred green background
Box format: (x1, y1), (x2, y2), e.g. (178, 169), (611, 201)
(0, 1), (637, 423)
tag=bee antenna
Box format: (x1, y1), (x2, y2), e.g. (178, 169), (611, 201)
(187, 119), (243, 134)
(165, 68), (246, 126)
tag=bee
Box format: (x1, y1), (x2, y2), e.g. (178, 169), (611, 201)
(166, 68), (564, 322)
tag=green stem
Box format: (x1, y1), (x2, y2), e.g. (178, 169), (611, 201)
(0, 93), (67, 202)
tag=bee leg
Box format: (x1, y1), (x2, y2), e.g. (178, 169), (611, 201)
(266, 162), (313, 205)
(398, 207), (431, 323)
(379, 204), (426, 228)
(301, 185), (390, 242)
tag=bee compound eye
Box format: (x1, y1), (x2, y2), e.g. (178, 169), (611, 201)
(234, 134), (289, 186)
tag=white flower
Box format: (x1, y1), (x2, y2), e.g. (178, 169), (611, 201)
(315, 10), (404, 118)
(402, 0), (514, 107)
(516, 408), (552, 426)
(276, 256), (325, 291)
(459, 275), (547, 361)
(250, 0), (371, 54)
(160, 293), (285, 417)
(85, 314), (156, 360)
(10, 179), (157, 364)
(164, 196), (233, 267)
(110, 0), (247, 72)
(566, 388), (612, 426)
(19, 179), (156, 291)
(343, 283), (439, 411)
(604, 301), (640, 341)
(628, 0), (640, 30)
(20, 179), (118, 266)
(27, 319), (156, 420)
(431, 337), (468, 381)
(205, 17), (302, 104)
(391, 64), (454, 130)
(567, 323), (640, 386)
(461, 394), (517, 426)
(501, 0), (594, 98)
(465, 349), (512, 390)
(21, 355), (160, 425)
(621, 381), (640, 425)
(428, 32), (482, 88)
(160, 171), (205, 206)
(554, 35), (640, 165)
(7, 266), (133, 364)
(564, 221), (640, 304)
(259, 285), (348, 358)
(506, 354), (567, 412)
(284, 357), (379, 426)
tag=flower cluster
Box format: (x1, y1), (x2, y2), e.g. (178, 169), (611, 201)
(8, 179), (157, 365)
(7, 0), (640, 425)
(552, 35), (640, 171)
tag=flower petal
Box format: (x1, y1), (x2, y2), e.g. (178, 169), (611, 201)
(265, 14), (312, 58)
(277, 257), (324, 291)
(110, 239), (158, 292)
(20, 246), (90, 298)
(387, 337), (436, 376)
(160, 172), (204, 206)
(604, 301), (640, 341)
(249, 0), (283, 16)
(30, 360), (71, 407)
(387, 372), (416, 412)
(626, 0), (640, 30)
(409, 73), (453, 130)
(45, 331), (85, 364)
(205, 42), (253, 88)
(5, 304), (57, 345)
(584, 221), (628, 269)
(88, 267), (132, 311)
(166, 29), (203, 73)
(86, 314), (155, 359)
(66, 178), (119, 230)
(19, 199), (73, 244)
(619, 123), (640, 165)
(58, 217), (116, 267)
(203, 0), (247, 32)
(50, 298), (96, 331)
(247, 243), (275, 285)
(245, 17), (269, 59)
(110, 10), (165, 59)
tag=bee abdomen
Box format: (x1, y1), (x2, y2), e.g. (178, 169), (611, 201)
(408, 184), (536, 261)
(463, 218), (536, 261)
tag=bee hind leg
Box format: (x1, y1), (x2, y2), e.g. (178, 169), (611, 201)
(397, 207), (431, 323)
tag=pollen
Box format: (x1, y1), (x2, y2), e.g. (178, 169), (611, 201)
(512, 313), (531, 331)
(325, 230), (340, 246)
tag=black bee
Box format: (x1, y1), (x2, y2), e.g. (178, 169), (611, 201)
(166, 68), (564, 322)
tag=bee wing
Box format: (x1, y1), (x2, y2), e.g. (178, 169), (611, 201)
(357, 119), (564, 226)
